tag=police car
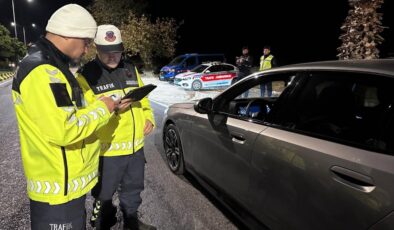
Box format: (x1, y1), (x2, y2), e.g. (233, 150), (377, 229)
(174, 62), (238, 90)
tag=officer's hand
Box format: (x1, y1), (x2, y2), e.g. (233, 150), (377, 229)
(99, 96), (119, 113)
(144, 120), (154, 136)
(116, 98), (132, 113)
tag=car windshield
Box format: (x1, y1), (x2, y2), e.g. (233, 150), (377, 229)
(169, 56), (185, 65)
(191, 64), (209, 73)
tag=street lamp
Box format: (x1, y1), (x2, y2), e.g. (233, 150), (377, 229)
(11, 22), (36, 46)
(11, 0), (34, 39)
(11, 0), (17, 38)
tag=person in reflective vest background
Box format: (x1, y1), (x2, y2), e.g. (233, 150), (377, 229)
(259, 45), (278, 97)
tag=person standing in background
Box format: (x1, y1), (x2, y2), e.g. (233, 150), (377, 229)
(259, 45), (278, 97)
(235, 46), (253, 97)
(235, 46), (254, 81)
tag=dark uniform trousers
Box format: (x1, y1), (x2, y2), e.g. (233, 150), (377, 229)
(92, 148), (145, 219)
(30, 195), (86, 230)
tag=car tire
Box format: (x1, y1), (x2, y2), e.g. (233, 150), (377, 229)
(163, 124), (185, 174)
(191, 80), (202, 91)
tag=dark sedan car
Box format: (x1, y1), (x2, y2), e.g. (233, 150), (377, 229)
(162, 59), (394, 229)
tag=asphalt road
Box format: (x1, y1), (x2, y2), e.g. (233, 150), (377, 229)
(0, 78), (239, 230)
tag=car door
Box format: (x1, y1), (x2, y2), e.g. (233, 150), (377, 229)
(190, 72), (296, 208)
(200, 65), (221, 88)
(191, 113), (265, 204)
(189, 77), (266, 205)
(248, 71), (394, 229)
(219, 64), (237, 86)
(205, 65), (236, 87)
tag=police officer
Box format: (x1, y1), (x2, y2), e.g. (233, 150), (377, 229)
(259, 45), (278, 97)
(77, 25), (156, 230)
(12, 4), (118, 230)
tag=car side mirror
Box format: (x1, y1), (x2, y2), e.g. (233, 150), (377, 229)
(205, 70), (210, 73)
(194, 97), (213, 114)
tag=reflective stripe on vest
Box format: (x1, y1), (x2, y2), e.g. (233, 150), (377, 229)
(27, 170), (97, 195)
(260, 54), (274, 71)
(101, 138), (144, 152)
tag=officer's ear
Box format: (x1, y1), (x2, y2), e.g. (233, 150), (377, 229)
(93, 43), (97, 51)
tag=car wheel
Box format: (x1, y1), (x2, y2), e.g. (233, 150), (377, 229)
(163, 124), (185, 174)
(191, 80), (202, 91)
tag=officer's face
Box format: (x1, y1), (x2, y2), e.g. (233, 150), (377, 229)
(263, 48), (270, 55)
(97, 51), (122, 69)
(65, 37), (92, 62)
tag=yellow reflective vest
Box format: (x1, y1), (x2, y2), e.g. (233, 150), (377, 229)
(259, 54), (274, 71)
(77, 59), (155, 157)
(12, 39), (112, 205)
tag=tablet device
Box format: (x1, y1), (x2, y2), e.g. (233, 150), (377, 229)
(122, 84), (157, 101)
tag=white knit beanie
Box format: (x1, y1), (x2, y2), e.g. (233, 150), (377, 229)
(46, 4), (97, 39)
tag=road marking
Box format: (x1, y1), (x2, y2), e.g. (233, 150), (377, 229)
(0, 78), (13, 87)
(149, 99), (169, 109)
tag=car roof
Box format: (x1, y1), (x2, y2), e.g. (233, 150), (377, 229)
(264, 59), (394, 77)
(202, 61), (234, 67)
(181, 53), (224, 57)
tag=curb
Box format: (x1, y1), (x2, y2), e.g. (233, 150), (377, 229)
(0, 72), (15, 82)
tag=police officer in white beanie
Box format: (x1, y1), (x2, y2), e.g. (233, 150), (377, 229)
(77, 25), (156, 230)
(12, 4), (119, 230)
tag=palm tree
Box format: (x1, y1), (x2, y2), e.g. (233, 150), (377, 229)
(337, 0), (385, 59)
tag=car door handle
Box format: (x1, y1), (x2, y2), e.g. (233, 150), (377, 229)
(231, 132), (245, 144)
(330, 166), (375, 193)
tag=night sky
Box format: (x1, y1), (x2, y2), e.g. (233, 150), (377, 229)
(0, 0), (393, 65)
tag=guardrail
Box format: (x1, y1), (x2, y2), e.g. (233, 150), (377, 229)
(0, 72), (14, 82)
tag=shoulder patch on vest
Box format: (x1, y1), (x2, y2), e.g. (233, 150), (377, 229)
(50, 83), (73, 107)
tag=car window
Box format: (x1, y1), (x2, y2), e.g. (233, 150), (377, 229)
(216, 73), (297, 122)
(185, 57), (197, 67)
(272, 71), (394, 155)
(208, 65), (223, 73)
(169, 56), (184, 65)
(235, 79), (291, 99)
(222, 65), (235, 71)
(191, 64), (209, 73)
